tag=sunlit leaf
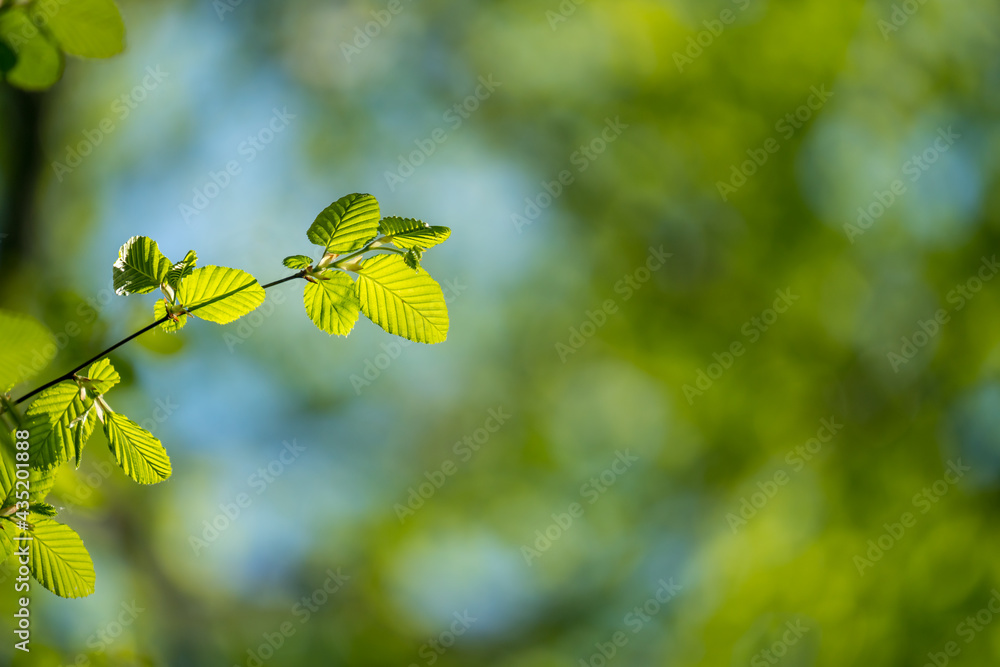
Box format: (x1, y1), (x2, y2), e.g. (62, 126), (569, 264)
(403, 247), (423, 271)
(0, 437), (16, 503)
(25, 383), (92, 469)
(27, 465), (60, 503)
(113, 236), (172, 296)
(1, 431), (60, 504)
(27, 515), (95, 598)
(166, 250), (198, 290)
(29, 502), (57, 517)
(354, 254), (449, 344)
(378, 217), (451, 249)
(0, 402), (58, 504)
(283, 255), (313, 270)
(177, 266), (265, 325)
(102, 412), (171, 484)
(72, 407), (97, 469)
(307, 193), (380, 253)
(304, 271), (360, 336)
(0, 520), (15, 564)
(83, 358), (119, 395)
(31, 0), (125, 59)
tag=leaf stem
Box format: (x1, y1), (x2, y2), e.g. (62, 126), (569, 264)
(330, 238), (387, 269)
(13, 270), (308, 406)
(260, 271), (305, 290)
(14, 317), (170, 405)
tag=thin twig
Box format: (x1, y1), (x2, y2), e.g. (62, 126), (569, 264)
(13, 271), (306, 405)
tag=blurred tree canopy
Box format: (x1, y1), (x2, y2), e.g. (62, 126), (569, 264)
(2, 0), (1000, 665)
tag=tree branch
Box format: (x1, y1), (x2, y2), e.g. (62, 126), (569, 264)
(13, 271), (307, 405)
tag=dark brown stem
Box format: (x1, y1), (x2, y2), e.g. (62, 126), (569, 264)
(13, 271), (306, 405)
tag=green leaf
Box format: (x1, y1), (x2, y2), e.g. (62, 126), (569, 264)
(377, 217), (451, 249)
(166, 250), (198, 290)
(102, 412), (171, 484)
(177, 266), (265, 325)
(1, 428), (61, 505)
(154, 299), (187, 333)
(0, 436), (16, 502)
(29, 502), (58, 517)
(0, 309), (56, 393)
(304, 272), (360, 336)
(71, 407), (97, 469)
(82, 358), (119, 395)
(25, 383), (92, 469)
(1, 431), (61, 505)
(0, 395), (24, 429)
(27, 516), (95, 598)
(354, 254), (449, 344)
(283, 255), (313, 270)
(403, 247), (423, 271)
(113, 236), (172, 296)
(30, 0), (125, 59)
(307, 193), (380, 254)
(29, 465), (60, 504)
(0, 520), (15, 564)
(0, 8), (63, 91)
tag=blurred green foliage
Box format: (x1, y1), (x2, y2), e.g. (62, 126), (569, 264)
(0, 0), (124, 90)
(2, 0), (1000, 665)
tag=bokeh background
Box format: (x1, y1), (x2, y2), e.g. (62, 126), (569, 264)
(3, 0), (1000, 664)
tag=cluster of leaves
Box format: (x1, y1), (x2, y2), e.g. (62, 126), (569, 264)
(0, 194), (451, 598)
(0, 352), (158, 598)
(286, 193), (451, 342)
(0, 0), (125, 90)
(119, 193), (452, 343)
(114, 239), (266, 333)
